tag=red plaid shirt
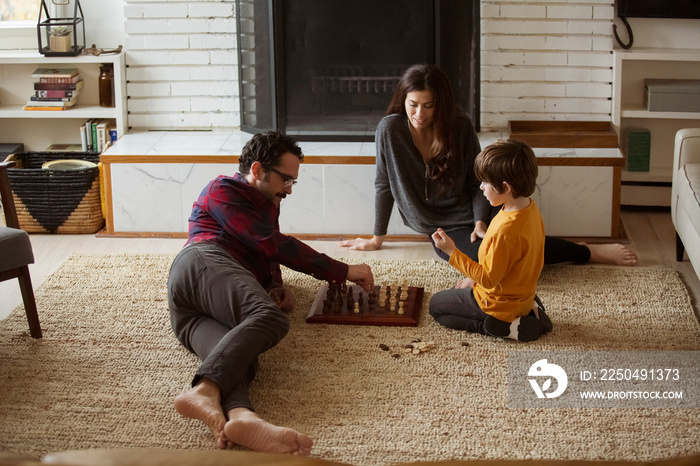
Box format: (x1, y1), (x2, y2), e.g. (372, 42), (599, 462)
(185, 173), (348, 291)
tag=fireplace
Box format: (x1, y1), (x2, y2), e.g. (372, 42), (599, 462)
(236, 0), (480, 141)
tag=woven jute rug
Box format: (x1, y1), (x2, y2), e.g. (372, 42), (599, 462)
(0, 254), (699, 465)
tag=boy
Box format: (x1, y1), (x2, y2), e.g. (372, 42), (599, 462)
(429, 139), (552, 342)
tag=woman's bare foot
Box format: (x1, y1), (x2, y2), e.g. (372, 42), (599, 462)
(174, 378), (230, 449)
(581, 243), (638, 266)
(223, 407), (313, 455)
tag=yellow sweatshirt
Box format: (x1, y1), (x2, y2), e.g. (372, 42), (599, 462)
(449, 199), (545, 323)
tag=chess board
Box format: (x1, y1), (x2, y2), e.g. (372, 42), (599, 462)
(306, 281), (425, 326)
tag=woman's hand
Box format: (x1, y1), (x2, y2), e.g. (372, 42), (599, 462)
(470, 220), (488, 243)
(269, 286), (295, 313)
(338, 235), (385, 251)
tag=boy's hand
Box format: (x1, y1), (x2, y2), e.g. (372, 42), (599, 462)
(455, 277), (475, 289)
(432, 228), (457, 257)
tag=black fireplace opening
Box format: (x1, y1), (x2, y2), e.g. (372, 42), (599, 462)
(236, 0), (480, 141)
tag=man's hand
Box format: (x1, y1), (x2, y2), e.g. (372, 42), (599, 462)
(431, 228), (457, 257)
(470, 220), (488, 243)
(269, 286), (295, 313)
(338, 235), (384, 251)
(346, 264), (374, 292)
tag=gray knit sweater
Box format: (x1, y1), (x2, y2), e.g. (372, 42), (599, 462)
(374, 113), (490, 236)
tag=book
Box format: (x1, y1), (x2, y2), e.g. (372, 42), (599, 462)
(91, 119), (102, 152)
(96, 120), (107, 152)
(34, 80), (85, 91)
(84, 119), (94, 151)
(23, 106), (66, 111)
(30, 92), (79, 102)
(35, 89), (80, 99)
(38, 75), (82, 84)
(105, 120), (117, 143)
(31, 67), (79, 78)
(80, 125), (87, 151)
(45, 143), (85, 152)
(30, 96), (75, 102)
(25, 98), (77, 108)
(94, 120), (117, 152)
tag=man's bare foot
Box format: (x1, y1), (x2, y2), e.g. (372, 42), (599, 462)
(581, 243), (638, 266)
(174, 378), (230, 449)
(223, 407), (313, 455)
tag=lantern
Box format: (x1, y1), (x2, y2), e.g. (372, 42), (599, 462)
(37, 0), (86, 56)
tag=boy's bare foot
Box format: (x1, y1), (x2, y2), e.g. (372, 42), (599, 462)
(174, 378), (230, 449)
(581, 243), (638, 266)
(223, 407), (313, 455)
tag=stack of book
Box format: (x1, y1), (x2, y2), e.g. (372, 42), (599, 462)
(81, 118), (117, 152)
(24, 68), (83, 111)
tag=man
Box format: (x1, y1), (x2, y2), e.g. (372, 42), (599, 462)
(167, 131), (374, 455)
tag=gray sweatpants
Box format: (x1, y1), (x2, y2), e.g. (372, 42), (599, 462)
(167, 242), (290, 412)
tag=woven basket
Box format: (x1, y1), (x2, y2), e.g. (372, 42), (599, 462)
(4, 152), (104, 234)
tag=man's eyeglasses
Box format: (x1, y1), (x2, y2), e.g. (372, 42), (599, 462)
(266, 166), (297, 187)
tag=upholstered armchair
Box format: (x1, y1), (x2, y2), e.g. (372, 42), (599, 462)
(671, 128), (700, 280)
(0, 161), (42, 338)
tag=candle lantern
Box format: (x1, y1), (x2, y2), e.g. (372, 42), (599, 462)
(37, 0), (86, 56)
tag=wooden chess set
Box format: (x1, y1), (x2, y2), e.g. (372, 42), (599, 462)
(306, 281), (425, 326)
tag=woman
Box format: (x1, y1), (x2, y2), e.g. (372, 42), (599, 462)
(339, 64), (637, 266)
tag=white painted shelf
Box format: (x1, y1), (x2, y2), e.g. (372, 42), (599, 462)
(612, 47), (700, 205)
(620, 104), (700, 121)
(0, 50), (127, 151)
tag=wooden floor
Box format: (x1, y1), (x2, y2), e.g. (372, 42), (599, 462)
(1, 207), (699, 323)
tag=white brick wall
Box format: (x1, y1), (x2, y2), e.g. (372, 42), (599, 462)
(123, 0), (615, 131)
(481, 0), (614, 128)
(124, 0), (240, 130)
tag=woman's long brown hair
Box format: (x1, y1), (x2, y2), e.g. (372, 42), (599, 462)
(385, 64), (460, 186)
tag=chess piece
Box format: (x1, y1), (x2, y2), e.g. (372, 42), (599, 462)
(335, 294), (343, 313)
(353, 302), (360, 314)
(398, 302), (405, 315)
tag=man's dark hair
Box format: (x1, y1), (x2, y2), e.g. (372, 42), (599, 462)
(238, 131), (304, 175)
